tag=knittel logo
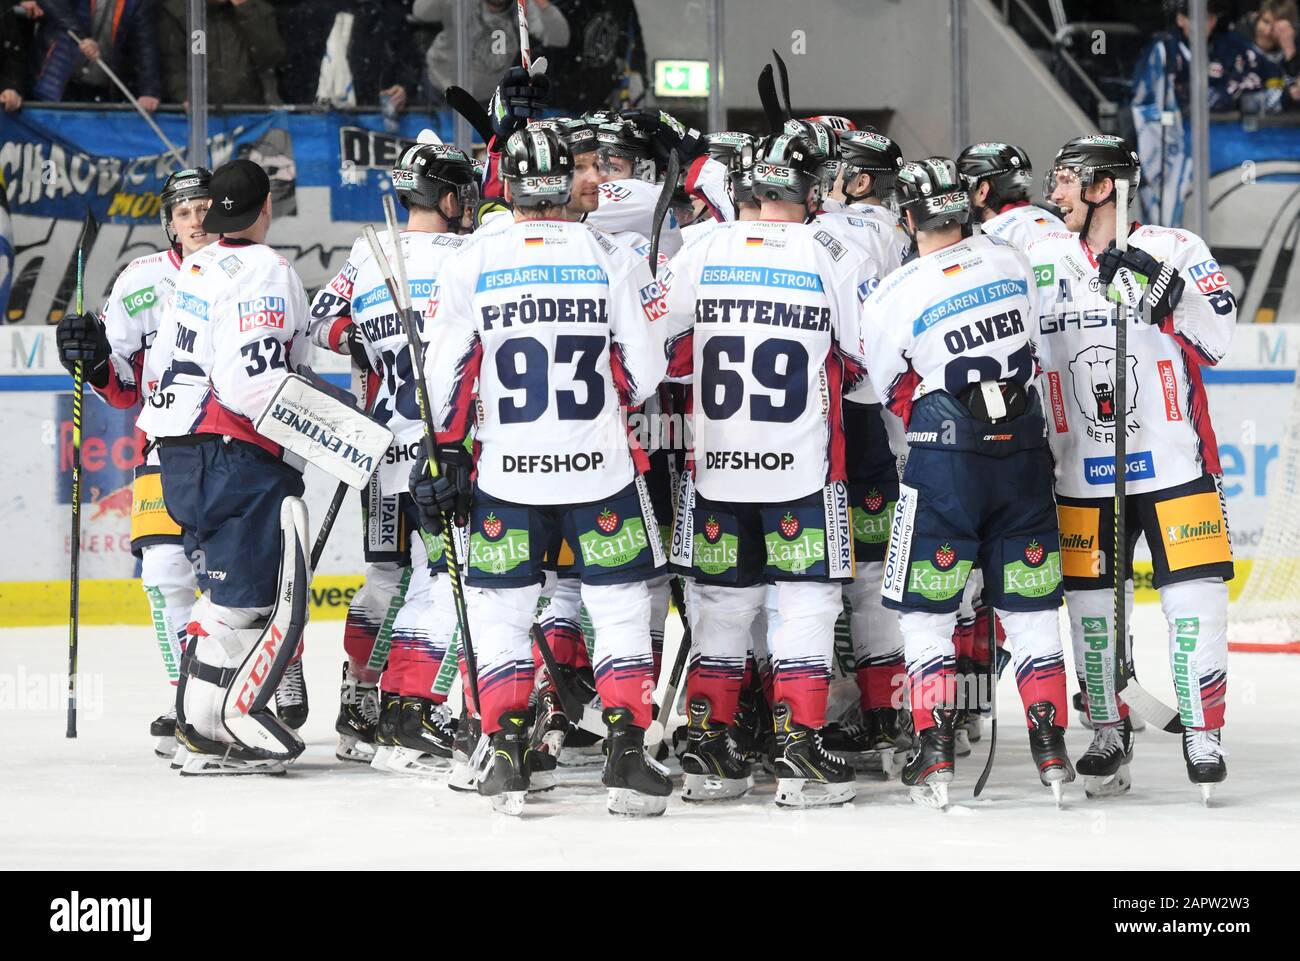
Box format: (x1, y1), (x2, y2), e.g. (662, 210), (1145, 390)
(50, 891), (151, 941)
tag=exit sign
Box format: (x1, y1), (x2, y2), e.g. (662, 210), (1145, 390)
(654, 60), (710, 98)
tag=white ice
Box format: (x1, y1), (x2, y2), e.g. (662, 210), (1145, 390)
(3, 606), (1297, 870)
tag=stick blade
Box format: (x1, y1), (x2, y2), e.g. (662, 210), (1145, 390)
(772, 49), (792, 118)
(648, 151), (680, 278)
(758, 65), (784, 134)
(1118, 682), (1185, 734)
(445, 85), (496, 144)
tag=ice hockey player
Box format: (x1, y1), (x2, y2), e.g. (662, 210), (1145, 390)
(660, 131), (872, 808)
(308, 142), (479, 771)
(415, 126), (672, 817)
(154, 159), (314, 775)
(55, 168), (216, 758)
(864, 158), (1073, 809)
(1030, 135), (1236, 802)
(681, 131), (759, 247)
(959, 142), (1065, 251)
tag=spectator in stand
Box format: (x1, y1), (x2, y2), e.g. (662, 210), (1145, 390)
(1131, 0), (1239, 224)
(1230, 0), (1300, 112)
(414, 0), (569, 103)
(541, 0), (647, 113)
(32, 0), (162, 110)
(157, 0), (285, 106)
(2, 2), (41, 111)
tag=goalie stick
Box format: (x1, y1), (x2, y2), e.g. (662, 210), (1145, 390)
(1110, 179), (1183, 734)
(310, 368), (369, 570)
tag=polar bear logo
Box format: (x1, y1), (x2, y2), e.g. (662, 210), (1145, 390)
(1069, 345), (1138, 429)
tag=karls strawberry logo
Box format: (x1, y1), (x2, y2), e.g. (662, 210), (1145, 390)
(595, 508), (620, 534)
(703, 515), (721, 543)
(779, 512), (800, 539)
(863, 488), (885, 513)
(1024, 539), (1045, 566)
(934, 542), (956, 570)
(481, 512), (503, 540)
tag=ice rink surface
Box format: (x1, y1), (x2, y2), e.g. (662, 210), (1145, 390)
(3, 607), (1298, 871)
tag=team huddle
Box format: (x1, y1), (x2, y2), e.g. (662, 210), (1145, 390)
(55, 63), (1238, 817)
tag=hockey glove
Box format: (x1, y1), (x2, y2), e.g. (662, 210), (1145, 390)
(55, 311), (112, 388)
(489, 66), (549, 142)
(622, 108), (704, 169)
(409, 445), (473, 535)
(343, 323), (373, 374)
(1097, 242), (1185, 324)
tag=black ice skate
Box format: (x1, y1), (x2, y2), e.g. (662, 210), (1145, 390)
(681, 697), (753, 802)
(335, 663), (379, 763)
(731, 673), (773, 765)
(151, 705), (178, 759)
(602, 707), (672, 817)
(382, 697), (456, 777)
(901, 707), (956, 810)
(527, 673), (568, 793)
(448, 707), (482, 792)
(1026, 701), (1076, 807)
(1183, 728), (1226, 805)
(369, 691), (401, 771)
(174, 724), (288, 776)
(478, 710), (532, 816)
(1076, 717), (1134, 799)
(823, 707), (908, 777)
(275, 658), (309, 730)
(772, 702), (856, 808)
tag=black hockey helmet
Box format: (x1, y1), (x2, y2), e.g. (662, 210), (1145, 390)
(803, 114), (856, 134)
(391, 142), (479, 214)
(838, 129), (904, 203)
(893, 157), (970, 236)
(586, 114), (655, 181)
(750, 131), (823, 210)
(499, 126), (573, 209)
(957, 142), (1034, 210)
(705, 131), (757, 205)
(552, 117), (597, 155)
(160, 166), (212, 247)
(1044, 135), (1140, 200)
(782, 118), (839, 189)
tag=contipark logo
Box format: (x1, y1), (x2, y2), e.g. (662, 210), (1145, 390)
(50, 891), (151, 940)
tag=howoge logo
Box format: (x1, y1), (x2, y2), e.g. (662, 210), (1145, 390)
(50, 891), (151, 941)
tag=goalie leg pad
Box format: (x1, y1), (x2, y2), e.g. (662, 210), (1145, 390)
(178, 595), (270, 747)
(220, 497), (310, 760)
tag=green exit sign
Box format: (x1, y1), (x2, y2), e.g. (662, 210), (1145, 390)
(654, 60), (710, 98)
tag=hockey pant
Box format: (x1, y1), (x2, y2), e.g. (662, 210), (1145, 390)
(901, 607), (1066, 733)
(843, 560), (904, 712)
(344, 561), (409, 684)
(382, 535), (458, 701)
(141, 543), (197, 689)
(689, 581), (841, 730)
(1067, 579), (1227, 731)
(471, 579), (656, 734)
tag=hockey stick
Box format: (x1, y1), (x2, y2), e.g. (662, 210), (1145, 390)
(66, 30), (185, 167)
(973, 608), (998, 797)
(516, 0), (532, 70)
(66, 208), (98, 739)
(648, 150), (680, 277)
(758, 65), (785, 134)
(772, 49), (793, 119)
(364, 203), (481, 720)
(645, 576), (692, 757)
(1110, 179), (1183, 734)
(445, 86), (496, 144)
(310, 368), (368, 571)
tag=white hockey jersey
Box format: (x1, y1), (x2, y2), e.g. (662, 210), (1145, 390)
(660, 219), (870, 503)
(980, 202), (1066, 252)
(586, 178), (682, 258)
(423, 217), (666, 505)
(1027, 224), (1237, 498)
(149, 239), (312, 458)
(93, 248), (181, 417)
(862, 233), (1041, 426)
(311, 230), (468, 496)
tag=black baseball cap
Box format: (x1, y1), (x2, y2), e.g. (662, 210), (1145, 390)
(202, 159), (271, 234)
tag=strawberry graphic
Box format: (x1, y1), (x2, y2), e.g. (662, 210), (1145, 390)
(703, 515), (721, 543)
(481, 512), (503, 540)
(779, 512), (800, 539)
(1024, 539), (1045, 566)
(596, 508), (619, 534)
(934, 542), (956, 570)
(864, 488), (885, 513)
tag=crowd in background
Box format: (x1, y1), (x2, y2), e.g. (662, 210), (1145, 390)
(0, 0), (647, 115)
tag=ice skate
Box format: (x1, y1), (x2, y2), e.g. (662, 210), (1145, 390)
(1076, 717), (1134, 799)
(1026, 701), (1075, 807)
(335, 663), (380, 763)
(448, 708), (482, 792)
(369, 691), (401, 772)
(526, 671), (568, 792)
(176, 732), (287, 776)
(478, 710), (532, 816)
(901, 708), (956, 810)
(772, 702), (856, 808)
(953, 709), (975, 757)
(681, 698), (753, 801)
(384, 698), (455, 777)
(151, 705), (178, 759)
(602, 707), (671, 817)
(275, 658), (309, 730)
(731, 673), (773, 764)
(1183, 728), (1226, 806)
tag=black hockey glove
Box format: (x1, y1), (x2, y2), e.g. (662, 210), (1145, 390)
(489, 66), (549, 142)
(343, 323), (373, 374)
(55, 311), (112, 388)
(1096, 242), (1185, 325)
(622, 108), (704, 169)
(409, 445), (473, 535)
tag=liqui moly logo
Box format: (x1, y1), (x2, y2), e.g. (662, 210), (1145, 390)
(238, 296), (287, 331)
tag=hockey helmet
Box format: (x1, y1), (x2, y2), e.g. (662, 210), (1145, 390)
(838, 129), (904, 203)
(957, 142), (1034, 209)
(893, 157), (970, 234)
(750, 131), (823, 208)
(391, 142), (479, 214)
(499, 126), (573, 209)
(160, 166), (212, 247)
